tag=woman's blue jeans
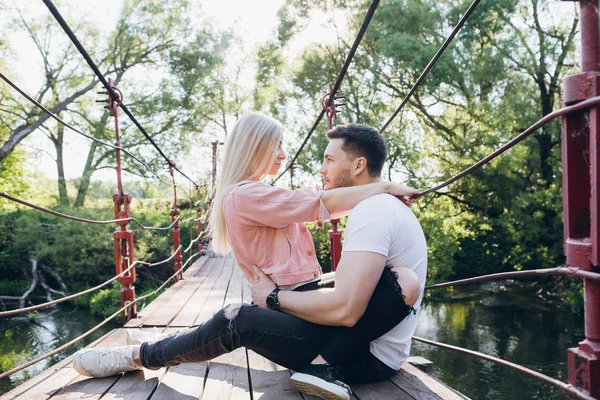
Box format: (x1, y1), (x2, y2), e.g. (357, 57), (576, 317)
(140, 267), (414, 384)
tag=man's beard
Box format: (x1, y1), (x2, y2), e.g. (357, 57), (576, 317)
(329, 168), (353, 189)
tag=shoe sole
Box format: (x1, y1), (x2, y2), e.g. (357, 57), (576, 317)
(290, 373), (350, 400)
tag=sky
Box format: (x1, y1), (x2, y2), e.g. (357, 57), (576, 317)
(2, 0), (335, 187)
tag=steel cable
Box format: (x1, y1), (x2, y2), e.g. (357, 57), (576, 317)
(272, 0), (380, 184)
(0, 192), (181, 230)
(419, 95), (600, 196)
(379, 0), (482, 134)
(412, 336), (594, 400)
(425, 266), (600, 290)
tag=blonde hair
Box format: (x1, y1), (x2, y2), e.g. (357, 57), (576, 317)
(209, 112), (284, 255)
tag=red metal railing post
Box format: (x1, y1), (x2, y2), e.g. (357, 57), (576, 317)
(329, 219), (342, 270)
(561, 0), (600, 397)
(196, 187), (204, 253)
(322, 84), (345, 271)
(169, 160), (183, 281)
(104, 78), (137, 321)
(202, 196), (212, 250)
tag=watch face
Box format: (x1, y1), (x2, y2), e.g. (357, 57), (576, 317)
(266, 294), (277, 309)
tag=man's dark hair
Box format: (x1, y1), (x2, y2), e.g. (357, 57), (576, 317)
(326, 124), (387, 177)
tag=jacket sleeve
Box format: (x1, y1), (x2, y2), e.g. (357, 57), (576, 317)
(230, 183), (331, 228)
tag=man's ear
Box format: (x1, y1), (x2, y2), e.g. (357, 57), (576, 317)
(353, 157), (368, 177)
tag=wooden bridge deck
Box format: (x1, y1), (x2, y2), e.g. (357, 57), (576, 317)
(2, 255), (468, 400)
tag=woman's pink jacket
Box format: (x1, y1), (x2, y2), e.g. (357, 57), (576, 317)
(223, 180), (330, 286)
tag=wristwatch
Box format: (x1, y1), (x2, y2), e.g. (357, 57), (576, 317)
(266, 287), (282, 311)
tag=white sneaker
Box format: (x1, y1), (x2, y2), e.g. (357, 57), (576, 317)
(290, 371), (351, 400)
(126, 328), (168, 345)
(73, 346), (142, 378)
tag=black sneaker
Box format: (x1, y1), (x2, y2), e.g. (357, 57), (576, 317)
(290, 364), (352, 400)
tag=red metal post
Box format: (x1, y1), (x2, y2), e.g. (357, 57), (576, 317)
(196, 186), (204, 253)
(329, 219), (342, 271)
(322, 84), (345, 271)
(561, 0), (600, 397)
(105, 78), (137, 321)
(169, 160), (183, 281)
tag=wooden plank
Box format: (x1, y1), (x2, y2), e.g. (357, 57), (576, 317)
(201, 269), (250, 400)
(140, 257), (218, 327)
(246, 351), (303, 400)
(126, 256), (210, 328)
(96, 326), (175, 400)
(0, 329), (124, 400)
(98, 368), (166, 400)
(241, 277), (251, 304)
(189, 258), (232, 325)
(201, 351), (250, 400)
(352, 379), (415, 400)
(46, 329), (130, 400)
(406, 356), (433, 373)
(168, 257), (226, 327)
(388, 363), (468, 400)
(150, 361), (207, 400)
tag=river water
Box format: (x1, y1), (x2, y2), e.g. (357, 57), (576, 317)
(0, 305), (118, 396)
(413, 280), (584, 399)
(0, 281), (584, 399)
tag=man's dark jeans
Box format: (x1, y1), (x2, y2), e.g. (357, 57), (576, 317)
(140, 267), (414, 384)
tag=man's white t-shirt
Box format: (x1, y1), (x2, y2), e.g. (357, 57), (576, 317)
(342, 193), (427, 370)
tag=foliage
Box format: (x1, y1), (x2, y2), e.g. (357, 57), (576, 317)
(0, 195), (200, 315)
(89, 281), (121, 318)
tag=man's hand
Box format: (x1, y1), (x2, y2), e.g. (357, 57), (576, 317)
(249, 266), (277, 307)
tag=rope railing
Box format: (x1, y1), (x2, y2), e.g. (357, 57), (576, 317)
(379, 0), (482, 134)
(183, 229), (206, 254)
(425, 266), (600, 290)
(272, 0), (380, 184)
(419, 95), (600, 196)
(0, 244), (183, 318)
(0, 251), (204, 380)
(182, 215), (203, 224)
(0, 192), (181, 231)
(41, 0), (198, 188)
(412, 336), (594, 400)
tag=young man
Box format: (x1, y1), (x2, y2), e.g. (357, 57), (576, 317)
(250, 124), (427, 397)
(72, 124), (427, 400)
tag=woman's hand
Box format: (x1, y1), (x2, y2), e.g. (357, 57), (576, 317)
(249, 266), (277, 307)
(387, 183), (421, 207)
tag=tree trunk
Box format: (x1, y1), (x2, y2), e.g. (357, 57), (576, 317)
(536, 81), (556, 187)
(54, 121), (70, 207)
(74, 139), (99, 207)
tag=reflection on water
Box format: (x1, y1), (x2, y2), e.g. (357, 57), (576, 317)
(413, 280), (584, 400)
(0, 305), (118, 396)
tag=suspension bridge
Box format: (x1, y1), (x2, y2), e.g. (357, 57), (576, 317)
(1, 0), (599, 399)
